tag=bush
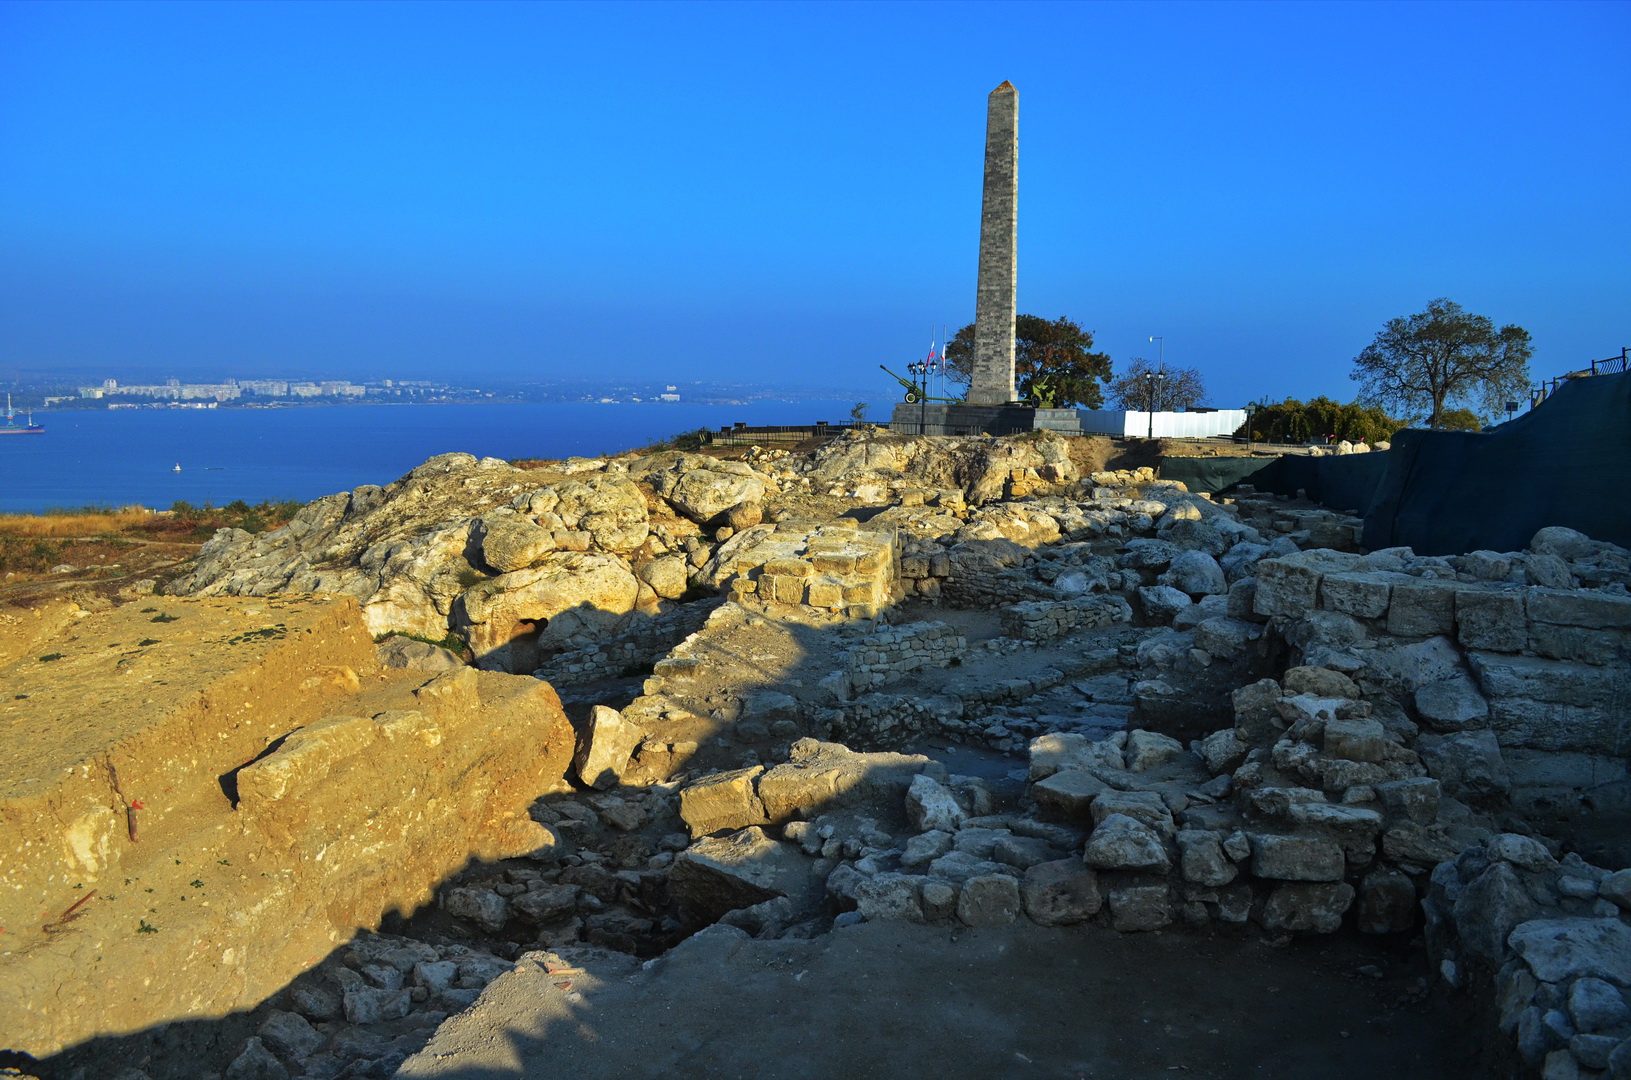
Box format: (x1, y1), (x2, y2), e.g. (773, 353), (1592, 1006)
(1238, 397), (1405, 445)
(639, 427), (712, 453)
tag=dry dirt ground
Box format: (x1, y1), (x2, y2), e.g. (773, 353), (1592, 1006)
(396, 920), (1487, 1080)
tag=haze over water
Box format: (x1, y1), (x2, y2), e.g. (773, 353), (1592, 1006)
(0, 402), (856, 514)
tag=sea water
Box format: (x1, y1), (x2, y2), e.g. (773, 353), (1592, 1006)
(0, 401), (859, 514)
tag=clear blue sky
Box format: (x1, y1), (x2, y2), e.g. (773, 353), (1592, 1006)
(2, 0), (1627, 407)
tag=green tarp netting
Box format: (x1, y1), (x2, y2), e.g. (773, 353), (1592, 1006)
(1159, 451), (1388, 515)
(1363, 372), (1631, 555)
(1159, 373), (1631, 556)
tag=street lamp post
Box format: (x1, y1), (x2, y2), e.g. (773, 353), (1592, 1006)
(1143, 370), (1165, 439)
(1146, 337), (1166, 439)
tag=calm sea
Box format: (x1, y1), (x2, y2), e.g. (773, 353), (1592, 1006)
(0, 401), (860, 514)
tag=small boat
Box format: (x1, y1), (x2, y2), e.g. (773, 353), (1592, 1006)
(173, 463), (182, 472)
(0, 394), (45, 435)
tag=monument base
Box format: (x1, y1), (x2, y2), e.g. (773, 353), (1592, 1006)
(887, 402), (1082, 437)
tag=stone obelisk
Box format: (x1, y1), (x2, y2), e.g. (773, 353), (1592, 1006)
(969, 80), (1018, 405)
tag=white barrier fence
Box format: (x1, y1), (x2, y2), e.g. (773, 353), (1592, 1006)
(1076, 408), (1248, 439)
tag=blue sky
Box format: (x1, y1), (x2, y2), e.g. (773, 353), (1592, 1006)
(2, 0), (1626, 407)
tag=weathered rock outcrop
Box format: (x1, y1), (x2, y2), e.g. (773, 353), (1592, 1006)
(0, 595), (575, 1058)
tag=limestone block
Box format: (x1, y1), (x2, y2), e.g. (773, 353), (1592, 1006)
(762, 558), (812, 579)
(1472, 650), (1629, 708)
(1028, 732), (1119, 780)
(1249, 834), (1345, 881)
(1414, 675), (1489, 731)
(1507, 918), (1631, 985)
(1259, 881), (1355, 933)
(812, 551), (857, 574)
(1138, 585), (1193, 624)
(1452, 861), (1539, 964)
(1416, 730), (1510, 797)
(1489, 699), (1626, 752)
(1197, 728), (1249, 776)
(1528, 623), (1631, 664)
(1374, 778), (1441, 824)
(511, 884), (579, 923)
(853, 873), (925, 922)
(1525, 552), (1575, 590)
(1323, 717), (1389, 763)
(1253, 558), (1323, 617)
(927, 851), (1008, 884)
(953, 826), (1009, 859)
(1527, 588), (1631, 629)
(678, 767), (769, 838)
(1601, 869), (1631, 911)
(1232, 678), (1285, 744)
(1084, 814), (1171, 872)
(1242, 785), (1328, 818)
(1159, 550), (1227, 597)
(1570, 977), (1631, 1036)
(770, 574), (807, 605)
(1177, 830), (1236, 887)
(1387, 580), (1458, 637)
(993, 834), (1053, 870)
(1277, 667), (1355, 699)
(1091, 790), (1175, 835)
(664, 467), (767, 525)
(258, 1010), (323, 1061)
(1031, 770), (1110, 818)
(1455, 588), (1528, 652)
(906, 773), (966, 833)
(1106, 880), (1173, 932)
(478, 509), (558, 573)
(574, 704), (642, 790)
(901, 829), (954, 869)
(1021, 858), (1102, 925)
(1124, 729), (1185, 772)
(806, 578), (843, 609)
(1193, 616), (1261, 659)
(920, 880), (958, 922)
(669, 827), (812, 924)
(957, 874), (1021, 926)
(1356, 870), (1416, 934)
(1319, 572), (1404, 619)
(637, 555), (690, 600)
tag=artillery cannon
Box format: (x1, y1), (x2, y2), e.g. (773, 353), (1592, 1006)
(879, 364), (959, 405)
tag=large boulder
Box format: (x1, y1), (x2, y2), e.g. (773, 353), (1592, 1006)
(453, 552), (641, 672)
(645, 456), (770, 525)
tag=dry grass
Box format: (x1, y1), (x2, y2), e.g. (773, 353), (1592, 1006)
(0, 507), (156, 537)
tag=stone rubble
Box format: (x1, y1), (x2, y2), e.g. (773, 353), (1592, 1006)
(80, 432), (1628, 1080)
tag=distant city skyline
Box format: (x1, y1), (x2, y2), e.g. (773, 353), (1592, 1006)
(2, 1), (1626, 409)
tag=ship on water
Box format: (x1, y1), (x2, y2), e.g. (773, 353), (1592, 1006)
(1, 394), (45, 435)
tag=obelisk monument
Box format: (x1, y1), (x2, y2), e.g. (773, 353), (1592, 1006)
(969, 80), (1018, 405)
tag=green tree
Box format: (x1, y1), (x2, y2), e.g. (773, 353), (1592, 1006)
(1351, 298), (1532, 428)
(1106, 356), (1209, 412)
(943, 314), (1112, 408)
(849, 402), (869, 422)
(1238, 397), (1405, 444)
(1435, 407), (1486, 432)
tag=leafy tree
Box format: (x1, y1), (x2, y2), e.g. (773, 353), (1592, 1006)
(1435, 407), (1486, 432)
(849, 402), (869, 422)
(943, 314), (1112, 408)
(1106, 357), (1208, 412)
(1238, 397), (1404, 444)
(1351, 298), (1532, 428)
